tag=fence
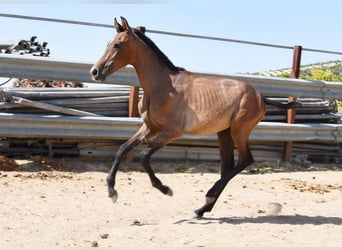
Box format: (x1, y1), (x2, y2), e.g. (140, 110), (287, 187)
(0, 12), (342, 162)
(0, 54), (341, 163)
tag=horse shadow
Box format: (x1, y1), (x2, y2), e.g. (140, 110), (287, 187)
(174, 214), (342, 226)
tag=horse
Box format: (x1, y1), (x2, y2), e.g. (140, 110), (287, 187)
(90, 17), (299, 217)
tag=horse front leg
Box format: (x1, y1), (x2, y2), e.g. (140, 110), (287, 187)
(107, 124), (149, 202)
(141, 132), (179, 196)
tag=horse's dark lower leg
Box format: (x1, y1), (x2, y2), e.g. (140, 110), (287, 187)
(194, 128), (235, 217)
(195, 131), (253, 217)
(107, 125), (148, 202)
(218, 128), (235, 178)
(195, 149), (253, 217)
(141, 133), (176, 196)
(107, 140), (139, 201)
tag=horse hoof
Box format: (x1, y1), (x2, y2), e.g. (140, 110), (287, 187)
(108, 188), (118, 203)
(166, 187), (173, 196)
(161, 185), (173, 196)
(194, 209), (204, 218)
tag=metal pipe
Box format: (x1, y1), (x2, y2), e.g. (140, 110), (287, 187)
(0, 54), (140, 86)
(0, 113), (340, 143)
(12, 97), (101, 117)
(1, 54), (342, 99)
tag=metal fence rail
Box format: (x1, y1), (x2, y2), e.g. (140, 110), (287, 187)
(0, 113), (340, 143)
(0, 54), (140, 87)
(1, 54), (342, 99)
(2, 13), (342, 56)
(0, 112), (340, 161)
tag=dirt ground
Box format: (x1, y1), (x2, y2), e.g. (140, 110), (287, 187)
(0, 156), (341, 247)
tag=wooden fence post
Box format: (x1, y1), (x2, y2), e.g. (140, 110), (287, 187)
(283, 45), (302, 161)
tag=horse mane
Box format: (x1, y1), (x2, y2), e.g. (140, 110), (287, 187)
(133, 29), (185, 72)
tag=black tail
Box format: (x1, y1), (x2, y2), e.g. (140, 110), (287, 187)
(264, 97), (302, 109)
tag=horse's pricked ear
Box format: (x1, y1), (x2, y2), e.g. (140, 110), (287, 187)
(120, 16), (132, 33)
(114, 17), (124, 32)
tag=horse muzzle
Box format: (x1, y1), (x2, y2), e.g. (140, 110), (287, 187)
(90, 65), (107, 82)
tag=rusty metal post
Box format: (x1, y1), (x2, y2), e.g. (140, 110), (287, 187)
(283, 45), (302, 162)
(128, 86), (140, 117)
(128, 26), (145, 118)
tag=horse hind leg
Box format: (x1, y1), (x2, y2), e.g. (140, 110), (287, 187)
(194, 124), (256, 217)
(194, 128), (235, 217)
(230, 122), (256, 173)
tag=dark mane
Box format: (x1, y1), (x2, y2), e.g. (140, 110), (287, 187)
(133, 29), (185, 72)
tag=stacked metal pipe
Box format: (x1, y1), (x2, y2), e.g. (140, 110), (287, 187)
(0, 87), (138, 117)
(0, 87), (338, 122)
(0, 86), (340, 163)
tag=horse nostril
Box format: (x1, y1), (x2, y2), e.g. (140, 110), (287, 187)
(91, 67), (98, 77)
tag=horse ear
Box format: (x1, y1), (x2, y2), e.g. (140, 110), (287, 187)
(120, 16), (132, 33)
(114, 17), (124, 32)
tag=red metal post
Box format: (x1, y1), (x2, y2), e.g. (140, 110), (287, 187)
(128, 86), (140, 117)
(283, 45), (302, 161)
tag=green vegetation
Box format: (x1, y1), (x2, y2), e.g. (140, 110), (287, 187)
(175, 165), (195, 173)
(260, 60), (342, 81)
(303, 68), (342, 81)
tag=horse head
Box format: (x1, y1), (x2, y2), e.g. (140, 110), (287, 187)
(90, 17), (135, 82)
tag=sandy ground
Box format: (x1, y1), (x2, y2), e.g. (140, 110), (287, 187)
(0, 157), (341, 247)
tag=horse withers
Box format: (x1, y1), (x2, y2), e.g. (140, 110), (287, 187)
(90, 17), (299, 217)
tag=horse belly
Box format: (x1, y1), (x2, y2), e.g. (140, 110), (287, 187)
(182, 110), (232, 135)
(185, 123), (230, 135)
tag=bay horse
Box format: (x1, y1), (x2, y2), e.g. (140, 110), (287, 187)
(91, 17), (299, 217)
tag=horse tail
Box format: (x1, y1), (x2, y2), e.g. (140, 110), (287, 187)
(263, 97), (302, 109)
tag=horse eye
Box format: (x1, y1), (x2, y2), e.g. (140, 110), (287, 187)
(113, 43), (121, 49)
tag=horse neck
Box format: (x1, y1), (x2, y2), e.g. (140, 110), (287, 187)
(131, 44), (175, 95)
